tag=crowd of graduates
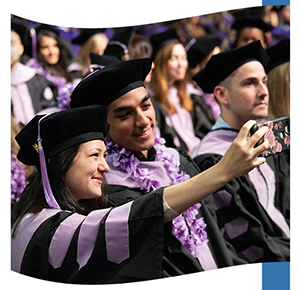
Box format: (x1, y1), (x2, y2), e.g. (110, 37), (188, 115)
(11, 4), (290, 284)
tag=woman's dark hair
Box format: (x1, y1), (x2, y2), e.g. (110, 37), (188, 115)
(37, 30), (73, 83)
(11, 143), (108, 235)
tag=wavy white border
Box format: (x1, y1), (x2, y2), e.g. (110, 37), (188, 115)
(3, 0), (298, 289)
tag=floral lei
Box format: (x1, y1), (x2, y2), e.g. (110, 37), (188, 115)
(29, 59), (74, 110)
(105, 137), (209, 257)
(11, 154), (28, 204)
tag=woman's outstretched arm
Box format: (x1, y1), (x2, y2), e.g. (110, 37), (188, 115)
(163, 120), (269, 214)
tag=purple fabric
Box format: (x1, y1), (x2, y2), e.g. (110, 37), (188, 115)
(11, 63), (36, 124)
(238, 245), (264, 263)
(105, 201), (133, 264)
(224, 217), (249, 240)
(48, 213), (85, 269)
(30, 28), (37, 60)
(77, 208), (111, 269)
(249, 162), (290, 238)
(213, 190), (232, 210)
(11, 209), (61, 272)
(166, 87), (200, 154)
(37, 114), (61, 210)
(105, 145), (181, 189)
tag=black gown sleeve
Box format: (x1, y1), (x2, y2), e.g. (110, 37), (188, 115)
(20, 189), (165, 284)
(194, 153), (290, 263)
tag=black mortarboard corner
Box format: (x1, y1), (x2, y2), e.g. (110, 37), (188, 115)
(150, 28), (181, 60)
(72, 28), (106, 45)
(192, 40), (270, 93)
(70, 58), (152, 108)
(186, 34), (222, 67)
(16, 105), (109, 209)
(104, 27), (134, 60)
(231, 18), (273, 32)
(265, 39), (290, 73)
(88, 52), (120, 72)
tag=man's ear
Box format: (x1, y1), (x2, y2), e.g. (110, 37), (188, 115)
(214, 85), (229, 107)
(18, 44), (24, 57)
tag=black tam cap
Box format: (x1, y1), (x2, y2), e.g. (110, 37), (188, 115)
(186, 34), (222, 67)
(35, 24), (60, 37)
(16, 105), (109, 167)
(70, 58), (152, 108)
(90, 52), (120, 68)
(231, 18), (273, 32)
(11, 22), (30, 45)
(192, 40), (269, 93)
(265, 39), (290, 73)
(72, 28), (106, 45)
(104, 27), (134, 60)
(150, 28), (181, 60)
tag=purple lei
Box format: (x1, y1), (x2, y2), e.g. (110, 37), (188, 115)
(11, 154), (28, 204)
(105, 137), (209, 257)
(28, 59), (74, 110)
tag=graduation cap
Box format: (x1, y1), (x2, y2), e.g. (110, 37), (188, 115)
(11, 22), (33, 57)
(192, 40), (269, 93)
(16, 105), (109, 209)
(11, 22), (30, 45)
(150, 28), (181, 60)
(104, 27), (134, 60)
(35, 24), (60, 37)
(16, 105), (109, 167)
(89, 52), (120, 70)
(231, 17), (273, 32)
(70, 58), (152, 108)
(265, 39), (290, 73)
(186, 34), (222, 67)
(72, 28), (106, 45)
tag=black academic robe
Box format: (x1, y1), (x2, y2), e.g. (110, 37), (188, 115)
(193, 129), (290, 263)
(107, 149), (247, 281)
(11, 190), (166, 284)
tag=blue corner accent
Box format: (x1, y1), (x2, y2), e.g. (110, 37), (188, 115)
(262, 0), (290, 5)
(262, 262), (290, 290)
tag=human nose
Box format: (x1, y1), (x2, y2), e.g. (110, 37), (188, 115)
(98, 159), (110, 173)
(135, 110), (148, 127)
(258, 82), (269, 98)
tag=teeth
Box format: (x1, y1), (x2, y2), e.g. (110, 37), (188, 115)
(135, 129), (149, 136)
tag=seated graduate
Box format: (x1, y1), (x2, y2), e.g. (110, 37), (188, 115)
(11, 102), (268, 284)
(11, 22), (58, 126)
(192, 41), (290, 263)
(69, 58), (268, 280)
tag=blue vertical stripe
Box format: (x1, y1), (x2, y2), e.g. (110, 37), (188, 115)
(262, 0), (290, 5)
(262, 262), (290, 290)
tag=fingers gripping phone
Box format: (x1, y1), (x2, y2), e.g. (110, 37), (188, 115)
(250, 116), (290, 157)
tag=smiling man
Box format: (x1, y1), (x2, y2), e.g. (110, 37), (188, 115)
(70, 58), (249, 281)
(192, 41), (290, 263)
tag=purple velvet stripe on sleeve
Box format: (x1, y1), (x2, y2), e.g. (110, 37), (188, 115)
(77, 208), (111, 269)
(48, 213), (85, 269)
(105, 201), (134, 264)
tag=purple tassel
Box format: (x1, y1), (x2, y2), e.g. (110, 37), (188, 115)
(30, 28), (37, 61)
(37, 115), (61, 210)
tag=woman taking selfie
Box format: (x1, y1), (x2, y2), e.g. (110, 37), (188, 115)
(11, 105), (268, 284)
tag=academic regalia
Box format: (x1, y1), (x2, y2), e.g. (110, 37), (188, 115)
(11, 189), (167, 284)
(69, 57), (246, 276)
(192, 127), (290, 263)
(105, 140), (248, 279)
(12, 105), (170, 284)
(11, 63), (58, 125)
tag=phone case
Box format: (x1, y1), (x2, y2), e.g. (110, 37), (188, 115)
(251, 116), (290, 157)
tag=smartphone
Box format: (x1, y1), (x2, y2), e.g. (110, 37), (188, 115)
(250, 116), (290, 157)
